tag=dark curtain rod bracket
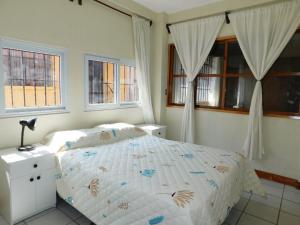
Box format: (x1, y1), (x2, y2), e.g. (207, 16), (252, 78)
(69, 0), (152, 26)
(166, 11), (230, 33)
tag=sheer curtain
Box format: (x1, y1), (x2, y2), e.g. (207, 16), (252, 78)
(132, 16), (155, 124)
(170, 15), (224, 143)
(229, 0), (300, 159)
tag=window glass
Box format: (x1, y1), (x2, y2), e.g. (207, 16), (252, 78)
(3, 48), (61, 109)
(224, 76), (256, 110)
(88, 60), (114, 104)
(263, 76), (300, 113)
(119, 64), (138, 103)
(196, 76), (222, 107)
(269, 32), (300, 73)
(227, 42), (251, 74)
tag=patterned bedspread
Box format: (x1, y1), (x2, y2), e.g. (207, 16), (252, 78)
(55, 134), (264, 225)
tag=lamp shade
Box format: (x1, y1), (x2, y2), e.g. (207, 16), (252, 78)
(19, 118), (37, 131)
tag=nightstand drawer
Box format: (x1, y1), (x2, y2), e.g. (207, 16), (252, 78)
(8, 155), (55, 179)
(136, 124), (167, 139)
(152, 129), (166, 138)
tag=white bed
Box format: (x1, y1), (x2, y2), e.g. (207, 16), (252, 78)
(45, 124), (264, 225)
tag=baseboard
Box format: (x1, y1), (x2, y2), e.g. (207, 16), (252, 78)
(255, 170), (300, 189)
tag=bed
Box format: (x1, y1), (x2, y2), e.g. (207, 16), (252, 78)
(44, 123), (264, 225)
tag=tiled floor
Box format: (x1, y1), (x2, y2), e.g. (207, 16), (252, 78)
(0, 179), (299, 225)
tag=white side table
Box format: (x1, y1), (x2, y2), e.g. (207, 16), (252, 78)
(0, 145), (57, 225)
(136, 124), (167, 139)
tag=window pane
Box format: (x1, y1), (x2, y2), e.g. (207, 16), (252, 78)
(88, 60), (114, 104)
(200, 43), (224, 75)
(196, 76), (222, 107)
(171, 43), (224, 105)
(227, 42), (251, 74)
(119, 65), (138, 103)
(269, 32), (300, 73)
(263, 76), (300, 113)
(2, 48), (61, 109)
(172, 76), (187, 104)
(173, 49), (185, 75)
(225, 76), (256, 110)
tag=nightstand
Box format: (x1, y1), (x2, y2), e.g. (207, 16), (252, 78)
(136, 124), (167, 139)
(0, 145), (57, 225)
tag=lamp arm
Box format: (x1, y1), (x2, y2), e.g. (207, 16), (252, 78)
(20, 125), (25, 148)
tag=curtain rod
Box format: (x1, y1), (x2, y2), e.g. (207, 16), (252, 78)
(166, 11), (230, 33)
(69, 0), (152, 26)
(166, 0), (289, 33)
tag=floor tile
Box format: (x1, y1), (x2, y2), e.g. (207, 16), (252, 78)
(260, 179), (284, 190)
(234, 197), (248, 211)
(237, 213), (274, 225)
(260, 179), (284, 198)
(251, 193), (281, 209)
(0, 216), (9, 225)
(281, 199), (300, 217)
(242, 191), (251, 199)
(25, 208), (56, 222)
(76, 216), (93, 225)
(245, 199), (279, 223)
(57, 200), (82, 219)
(278, 211), (300, 225)
(225, 209), (242, 225)
(283, 185), (300, 204)
(26, 209), (72, 225)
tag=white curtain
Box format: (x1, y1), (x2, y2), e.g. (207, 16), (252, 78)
(229, 0), (300, 159)
(132, 16), (155, 124)
(170, 15), (224, 143)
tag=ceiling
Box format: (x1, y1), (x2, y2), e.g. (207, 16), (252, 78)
(132, 0), (224, 14)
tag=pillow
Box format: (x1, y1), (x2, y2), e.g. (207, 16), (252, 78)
(58, 129), (121, 152)
(43, 123), (146, 153)
(94, 123), (147, 139)
(42, 128), (98, 153)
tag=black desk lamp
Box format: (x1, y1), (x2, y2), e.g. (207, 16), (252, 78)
(18, 118), (37, 151)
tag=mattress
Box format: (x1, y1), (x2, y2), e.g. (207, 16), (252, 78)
(54, 134), (264, 225)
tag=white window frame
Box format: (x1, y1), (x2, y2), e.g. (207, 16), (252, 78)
(0, 37), (68, 118)
(84, 54), (140, 111)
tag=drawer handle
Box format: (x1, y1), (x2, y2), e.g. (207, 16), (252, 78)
(37, 176), (41, 180)
(33, 164), (38, 168)
(30, 178), (34, 182)
(158, 132), (161, 135)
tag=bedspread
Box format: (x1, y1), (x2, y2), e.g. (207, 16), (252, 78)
(55, 135), (264, 225)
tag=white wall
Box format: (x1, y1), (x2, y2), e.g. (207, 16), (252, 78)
(0, 0), (156, 149)
(163, 0), (300, 181)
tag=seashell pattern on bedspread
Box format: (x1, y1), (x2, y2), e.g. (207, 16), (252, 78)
(55, 134), (265, 225)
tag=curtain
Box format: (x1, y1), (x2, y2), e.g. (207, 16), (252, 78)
(229, 0), (300, 159)
(170, 15), (224, 143)
(132, 16), (155, 124)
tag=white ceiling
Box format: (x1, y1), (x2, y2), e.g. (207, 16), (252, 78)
(133, 0), (224, 14)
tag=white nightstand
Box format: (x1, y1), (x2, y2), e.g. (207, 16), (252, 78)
(137, 124), (167, 139)
(0, 145), (57, 225)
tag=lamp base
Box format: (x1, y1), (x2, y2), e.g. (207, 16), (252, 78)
(18, 145), (35, 152)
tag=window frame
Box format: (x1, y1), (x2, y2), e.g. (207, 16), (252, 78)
(84, 54), (139, 111)
(167, 31), (300, 119)
(0, 37), (68, 118)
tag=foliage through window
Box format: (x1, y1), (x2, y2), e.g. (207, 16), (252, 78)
(167, 30), (300, 117)
(86, 55), (138, 110)
(0, 40), (65, 114)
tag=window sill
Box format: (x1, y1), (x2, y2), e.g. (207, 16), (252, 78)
(85, 103), (140, 112)
(0, 108), (70, 119)
(166, 105), (300, 120)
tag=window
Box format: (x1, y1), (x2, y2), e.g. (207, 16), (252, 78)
(0, 39), (66, 116)
(85, 55), (138, 110)
(167, 30), (300, 118)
